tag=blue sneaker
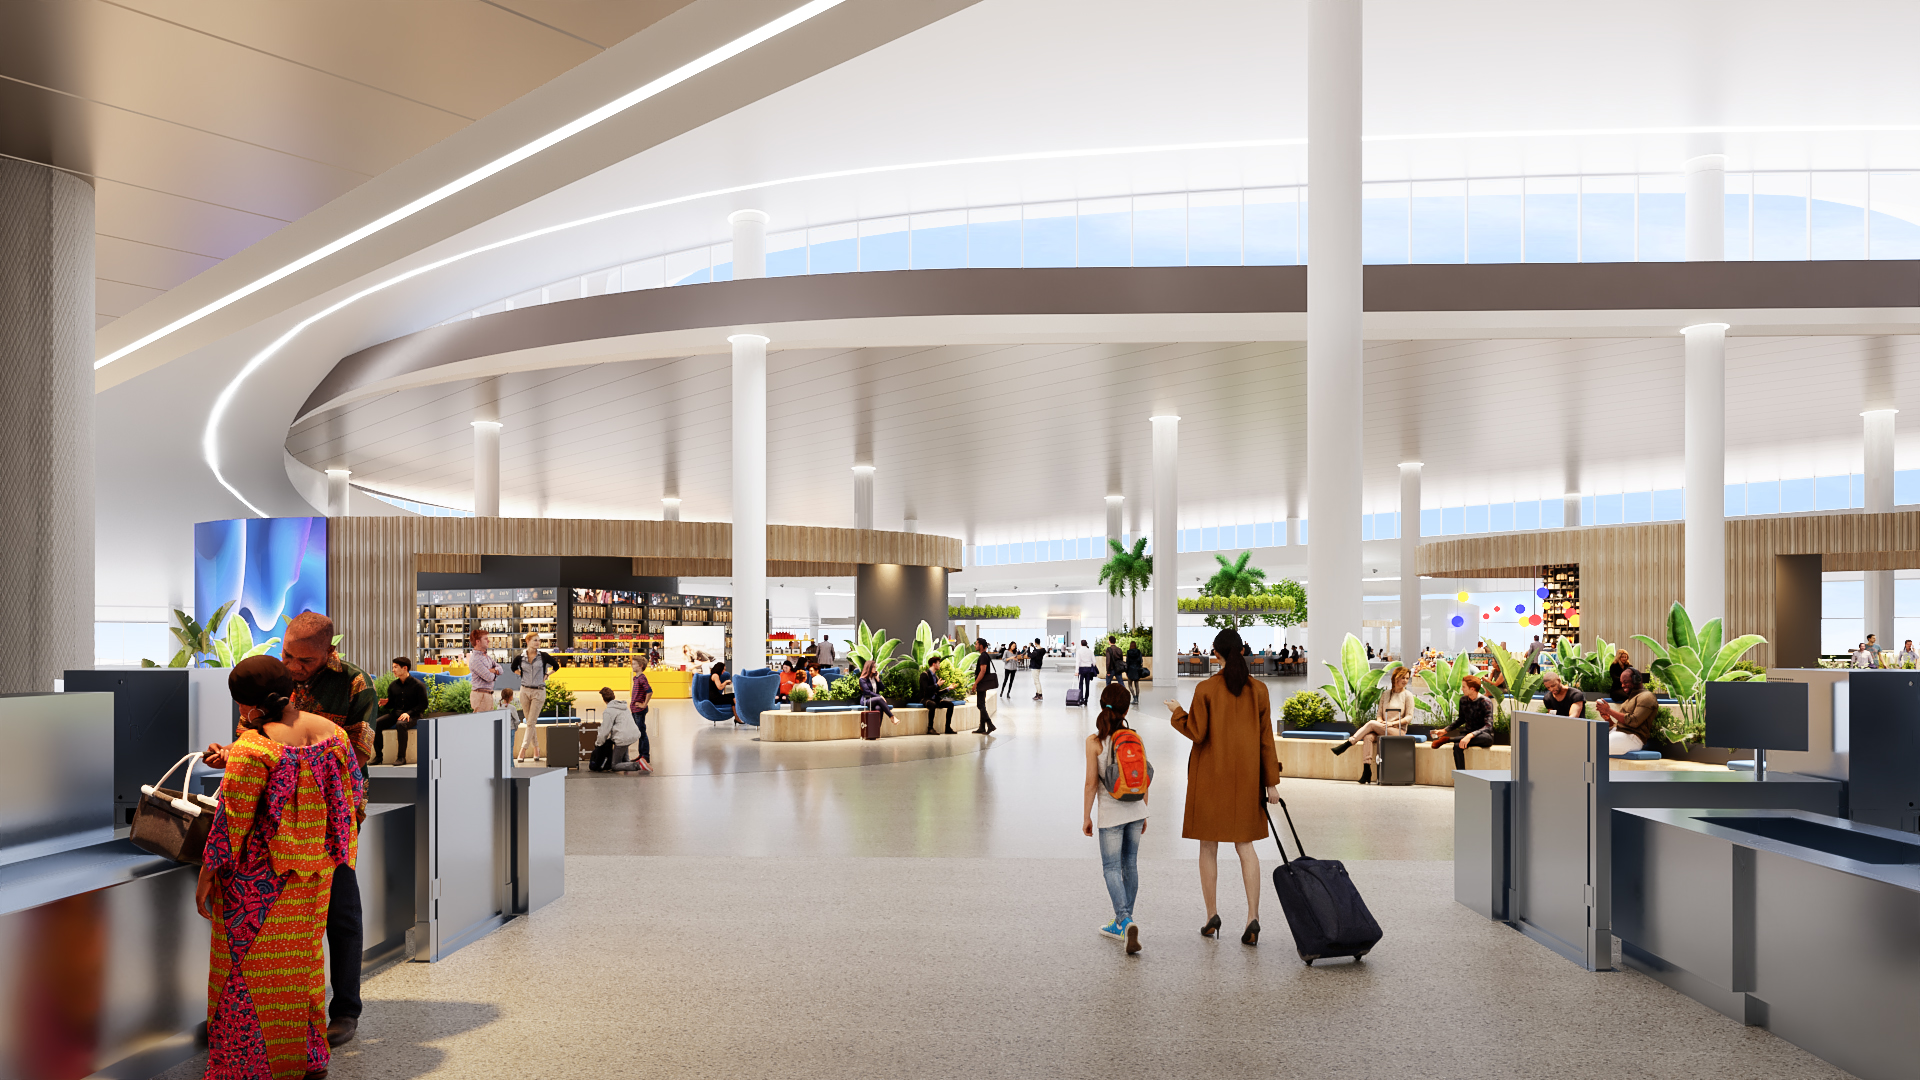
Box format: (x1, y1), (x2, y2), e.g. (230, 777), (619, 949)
(1099, 918), (1127, 940)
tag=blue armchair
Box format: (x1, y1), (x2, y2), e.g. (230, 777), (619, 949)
(732, 667), (778, 727)
(691, 671), (733, 724)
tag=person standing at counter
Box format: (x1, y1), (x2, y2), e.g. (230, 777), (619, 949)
(199, 656), (364, 1080)
(467, 628), (502, 713)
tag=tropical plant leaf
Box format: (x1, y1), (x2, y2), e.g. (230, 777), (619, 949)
(1665, 602), (1697, 653)
(1697, 618), (1724, 673)
(1631, 634), (1668, 662)
(224, 613), (254, 658)
(1710, 635), (1767, 680)
(169, 648), (191, 668)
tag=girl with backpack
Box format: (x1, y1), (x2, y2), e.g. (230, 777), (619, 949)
(1083, 683), (1150, 954)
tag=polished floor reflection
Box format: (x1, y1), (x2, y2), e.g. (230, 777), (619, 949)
(160, 672), (1849, 1080)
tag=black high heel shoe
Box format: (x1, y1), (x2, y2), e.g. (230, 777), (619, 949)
(1329, 739), (1351, 756)
(1241, 919), (1261, 946)
(1200, 914), (1222, 938)
(1358, 762), (1372, 785)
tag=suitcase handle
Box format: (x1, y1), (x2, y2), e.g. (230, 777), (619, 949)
(1261, 797), (1309, 864)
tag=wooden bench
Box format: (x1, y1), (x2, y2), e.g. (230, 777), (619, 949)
(760, 702), (980, 742)
(1274, 735), (1727, 787)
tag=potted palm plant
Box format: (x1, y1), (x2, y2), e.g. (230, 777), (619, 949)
(1098, 538), (1152, 631)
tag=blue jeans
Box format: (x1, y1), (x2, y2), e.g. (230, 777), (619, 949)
(1098, 818), (1144, 922)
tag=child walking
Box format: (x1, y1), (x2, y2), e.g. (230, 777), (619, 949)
(1083, 683), (1151, 954)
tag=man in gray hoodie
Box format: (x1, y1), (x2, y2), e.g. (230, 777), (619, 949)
(591, 686), (648, 773)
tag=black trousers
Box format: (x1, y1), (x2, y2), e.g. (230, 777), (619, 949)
(328, 861), (362, 1020)
(371, 716), (408, 764)
(1000, 668), (1017, 697)
(925, 699), (955, 732)
(1077, 667), (1095, 702)
(975, 685), (992, 731)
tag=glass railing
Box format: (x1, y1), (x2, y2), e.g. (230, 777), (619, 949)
(443, 170), (1920, 324)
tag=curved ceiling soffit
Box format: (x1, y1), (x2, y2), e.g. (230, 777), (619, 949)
(293, 259), (1920, 424)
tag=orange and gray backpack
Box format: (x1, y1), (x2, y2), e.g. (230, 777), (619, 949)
(1101, 729), (1153, 801)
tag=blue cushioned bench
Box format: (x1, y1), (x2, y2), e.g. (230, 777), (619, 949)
(1612, 749), (1663, 760)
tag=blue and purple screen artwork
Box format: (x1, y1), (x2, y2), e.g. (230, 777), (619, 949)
(194, 517), (328, 657)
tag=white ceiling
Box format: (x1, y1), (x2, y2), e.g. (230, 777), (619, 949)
(88, 0), (1920, 615)
(287, 333), (1920, 545)
(1, 0), (691, 330)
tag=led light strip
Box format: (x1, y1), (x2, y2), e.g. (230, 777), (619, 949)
(97, 0), (851, 373)
(205, 120), (1920, 515)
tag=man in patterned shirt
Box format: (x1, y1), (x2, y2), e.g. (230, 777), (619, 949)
(278, 612), (374, 1048)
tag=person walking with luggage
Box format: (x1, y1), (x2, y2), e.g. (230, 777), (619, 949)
(1074, 639), (1096, 705)
(1083, 683), (1149, 955)
(919, 656), (958, 734)
(973, 638), (998, 734)
(1029, 639), (1046, 701)
(1166, 627), (1280, 946)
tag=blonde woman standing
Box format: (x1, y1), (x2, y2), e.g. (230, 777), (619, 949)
(512, 632), (559, 761)
(1330, 665), (1414, 784)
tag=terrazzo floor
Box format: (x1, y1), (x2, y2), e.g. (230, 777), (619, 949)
(156, 671), (1854, 1079)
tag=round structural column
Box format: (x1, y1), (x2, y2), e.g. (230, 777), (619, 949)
(1564, 491), (1583, 528)
(661, 497), (680, 522)
(1864, 408), (1898, 649)
(1307, 0), (1365, 663)
(1151, 415), (1179, 686)
(0, 159), (92, 694)
(472, 421), (501, 516)
(852, 465), (874, 531)
(1685, 155), (1726, 262)
(325, 469), (351, 517)
(1398, 463), (1421, 658)
(730, 209), (769, 279)
(731, 333), (769, 674)
(1683, 323), (1728, 625)
(1106, 495), (1125, 632)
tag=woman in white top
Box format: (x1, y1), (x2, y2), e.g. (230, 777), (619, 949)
(1330, 664), (1416, 785)
(1082, 682), (1148, 955)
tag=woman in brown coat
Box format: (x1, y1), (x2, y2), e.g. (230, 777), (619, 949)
(1166, 628), (1282, 946)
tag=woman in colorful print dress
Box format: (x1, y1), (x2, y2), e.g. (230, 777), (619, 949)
(197, 655), (364, 1080)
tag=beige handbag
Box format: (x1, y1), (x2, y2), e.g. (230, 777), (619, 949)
(129, 753), (221, 865)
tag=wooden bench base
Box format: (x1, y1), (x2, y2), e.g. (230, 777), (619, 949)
(1276, 736), (1729, 787)
(760, 703), (981, 742)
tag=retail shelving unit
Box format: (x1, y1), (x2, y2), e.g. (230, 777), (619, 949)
(1541, 564), (1580, 648)
(415, 588), (558, 663)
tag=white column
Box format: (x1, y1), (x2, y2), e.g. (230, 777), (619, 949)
(661, 497), (681, 522)
(1106, 495), (1125, 631)
(1564, 491), (1583, 527)
(472, 421), (501, 517)
(1287, 517), (1301, 547)
(1307, 0), (1365, 664)
(730, 209), (769, 279)
(731, 333), (769, 673)
(1151, 415), (1179, 686)
(852, 465), (874, 530)
(1399, 463), (1421, 658)
(903, 516), (918, 534)
(1864, 408), (1898, 649)
(325, 469), (350, 517)
(1683, 323), (1728, 625)
(1684, 155), (1726, 262)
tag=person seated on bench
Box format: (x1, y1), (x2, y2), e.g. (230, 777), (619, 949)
(1429, 674), (1495, 769)
(1606, 648), (1633, 702)
(371, 656), (427, 766)
(1540, 670), (1585, 717)
(918, 656), (957, 735)
(1596, 667), (1659, 756)
(1330, 664), (1414, 784)
(778, 660), (802, 701)
(857, 660), (896, 725)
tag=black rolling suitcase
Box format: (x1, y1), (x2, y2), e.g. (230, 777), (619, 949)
(1264, 799), (1383, 965)
(1065, 684), (1084, 706)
